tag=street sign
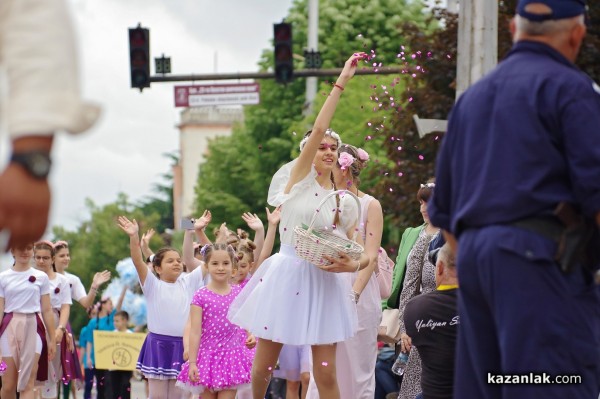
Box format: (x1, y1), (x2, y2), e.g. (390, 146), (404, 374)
(174, 83), (260, 107)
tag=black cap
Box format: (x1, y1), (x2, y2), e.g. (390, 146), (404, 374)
(517, 0), (586, 22)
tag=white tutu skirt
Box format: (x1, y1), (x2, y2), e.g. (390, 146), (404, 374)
(228, 245), (358, 345)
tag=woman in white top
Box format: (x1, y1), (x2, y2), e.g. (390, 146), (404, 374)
(227, 53), (371, 399)
(33, 241), (72, 399)
(306, 144), (383, 399)
(0, 243), (56, 399)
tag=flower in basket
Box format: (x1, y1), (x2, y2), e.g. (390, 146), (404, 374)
(338, 152), (355, 170)
(54, 287), (60, 294)
(28, 275), (36, 283)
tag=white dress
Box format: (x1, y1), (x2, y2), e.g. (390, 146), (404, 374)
(228, 160), (359, 345)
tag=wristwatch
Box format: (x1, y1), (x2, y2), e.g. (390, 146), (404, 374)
(10, 150), (52, 179)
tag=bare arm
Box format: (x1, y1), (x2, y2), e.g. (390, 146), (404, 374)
(78, 270), (111, 309)
(41, 294), (56, 360)
(86, 341), (92, 368)
(116, 285), (127, 312)
(140, 229), (155, 261)
(352, 199), (384, 299)
(117, 216), (148, 286)
(187, 305), (203, 382)
(194, 210), (213, 246)
(253, 207), (281, 273)
(183, 230), (203, 273)
(242, 212), (265, 260)
(285, 53), (367, 193)
(56, 303), (70, 343)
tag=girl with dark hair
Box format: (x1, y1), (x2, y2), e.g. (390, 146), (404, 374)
(117, 216), (205, 399)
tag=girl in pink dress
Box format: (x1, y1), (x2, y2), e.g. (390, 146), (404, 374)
(177, 243), (256, 398)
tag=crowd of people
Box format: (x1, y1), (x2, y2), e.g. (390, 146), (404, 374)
(1, 0), (599, 399)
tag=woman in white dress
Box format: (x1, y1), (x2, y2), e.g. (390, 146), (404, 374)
(228, 52), (371, 399)
(305, 144), (384, 399)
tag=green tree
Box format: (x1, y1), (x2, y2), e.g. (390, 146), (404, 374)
(195, 0), (430, 232)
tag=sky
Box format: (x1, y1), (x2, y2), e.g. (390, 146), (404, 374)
(13, 0), (294, 234)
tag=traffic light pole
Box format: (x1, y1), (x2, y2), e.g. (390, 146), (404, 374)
(149, 66), (405, 83)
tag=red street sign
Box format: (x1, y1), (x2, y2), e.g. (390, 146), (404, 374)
(174, 83), (260, 107)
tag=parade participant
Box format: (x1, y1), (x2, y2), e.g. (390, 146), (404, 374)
(78, 306), (98, 399)
(0, 244), (56, 399)
(403, 244), (458, 399)
(53, 241), (111, 309)
(106, 309), (133, 399)
(117, 215), (204, 399)
(227, 52), (371, 399)
(274, 345), (311, 399)
(33, 241), (72, 399)
(428, 1), (600, 398)
(306, 144), (383, 399)
(234, 239), (256, 287)
(176, 243), (255, 398)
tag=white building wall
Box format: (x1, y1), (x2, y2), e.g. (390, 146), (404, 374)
(175, 107), (243, 228)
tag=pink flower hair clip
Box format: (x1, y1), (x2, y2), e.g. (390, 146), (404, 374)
(357, 148), (370, 161)
(338, 152), (355, 170)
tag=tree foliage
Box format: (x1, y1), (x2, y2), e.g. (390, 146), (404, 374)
(195, 0), (431, 234)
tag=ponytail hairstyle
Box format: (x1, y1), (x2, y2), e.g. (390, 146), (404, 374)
(236, 238), (257, 263)
(200, 243), (238, 269)
(337, 144), (369, 187)
(152, 247), (180, 280)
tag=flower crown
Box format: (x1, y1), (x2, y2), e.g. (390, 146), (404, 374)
(337, 147), (370, 170)
(299, 129), (342, 151)
(420, 182), (435, 189)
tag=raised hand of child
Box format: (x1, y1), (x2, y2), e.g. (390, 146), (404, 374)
(242, 212), (264, 232)
(194, 210), (212, 231)
(265, 206), (282, 226)
(117, 216), (139, 237)
(92, 270), (111, 290)
(141, 228), (155, 246)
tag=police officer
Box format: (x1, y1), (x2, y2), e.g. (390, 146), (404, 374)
(428, 0), (600, 398)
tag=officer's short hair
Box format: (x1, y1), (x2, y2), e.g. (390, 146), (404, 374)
(515, 14), (585, 36)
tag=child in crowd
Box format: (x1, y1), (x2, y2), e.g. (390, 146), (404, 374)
(118, 215), (204, 399)
(233, 239), (255, 288)
(0, 244), (56, 399)
(176, 243), (255, 399)
(79, 306), (98, 399)
(106, 310), (133, 399)
(33, 241), (73, 399)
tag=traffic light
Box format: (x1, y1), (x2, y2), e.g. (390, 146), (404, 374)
(128, 25), (150, 90)
(273, 22), (293, 84)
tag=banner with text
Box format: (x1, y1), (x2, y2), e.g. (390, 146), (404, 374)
(174, 83), (260, 107)
(93, 331), (147, 371)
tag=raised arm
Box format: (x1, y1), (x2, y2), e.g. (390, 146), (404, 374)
(285, 52), (367, 193)
(183, 230), (203, 273)
(253, 207), (281, 273)
(194, 210), (213, 246)
(140, 229), (155, 261)
(117, 216), (149, 286)
(78, 270), (111, 309)
(116, 285), (127, 312)
(242, 212), (265, 261)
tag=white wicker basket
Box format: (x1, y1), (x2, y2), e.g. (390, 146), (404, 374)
(293, 190), (364, 266)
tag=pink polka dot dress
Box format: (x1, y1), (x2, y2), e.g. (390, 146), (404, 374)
(176, 285), (252, 394)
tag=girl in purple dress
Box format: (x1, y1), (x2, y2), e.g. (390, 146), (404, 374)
(177, 243), (256, 398)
